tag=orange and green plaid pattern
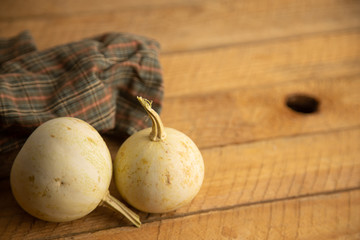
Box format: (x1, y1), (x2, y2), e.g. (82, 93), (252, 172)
(0, 31), (163, 153)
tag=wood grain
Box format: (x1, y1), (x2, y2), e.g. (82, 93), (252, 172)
(162, 29), (360, 97)
(0, 0), (359, 52)
(68, 189), (360, 240)
(0, 0), (205, 19)
(1, 0), (359, 239)
(161, 76), (360, 149)
(183, 127), (360, 213)
(1, 127), (359, 239)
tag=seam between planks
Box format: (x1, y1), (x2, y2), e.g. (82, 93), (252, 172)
(143, 186), (360, 223)
(161, 27), (360, 55)
(48, 186), (360, 240)
(163, 71), (360, 100)
(0, 2), (198, 21)
(197, 124), (360, 151)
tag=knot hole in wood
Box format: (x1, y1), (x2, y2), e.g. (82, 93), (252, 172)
(285, 93), (319, 114)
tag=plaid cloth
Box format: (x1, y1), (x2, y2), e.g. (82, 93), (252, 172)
(0, 31), (163, 153)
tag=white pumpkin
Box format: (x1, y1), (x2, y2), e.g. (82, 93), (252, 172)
(10, 117), (140, 226)
(114, 97), (204, 213)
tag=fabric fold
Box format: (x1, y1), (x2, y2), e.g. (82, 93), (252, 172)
(0, 31), (163, 153)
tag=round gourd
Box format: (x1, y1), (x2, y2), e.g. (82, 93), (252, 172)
(114, 97), (204, 213)
(10, 117), (140, 226)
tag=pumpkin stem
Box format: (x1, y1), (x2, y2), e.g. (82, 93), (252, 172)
(137, 96), (166, 141)
(101, 192), (141, 228)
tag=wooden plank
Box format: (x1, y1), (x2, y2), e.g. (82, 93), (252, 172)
(162, 29), (360, 97)
(1, 127), (359, 239)
(161, 75), (360, 149)
(0, 0), (359, 52)
(0, 1), (358, 239)
(68, 189), (360, 239)
(0, 0), (201, 19)
(177, 127), (360, 214)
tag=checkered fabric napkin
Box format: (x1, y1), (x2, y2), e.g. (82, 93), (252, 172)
(0, 31), (163, 153)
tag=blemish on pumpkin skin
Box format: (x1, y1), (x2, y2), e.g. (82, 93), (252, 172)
(54, 178), (66, 186)
(120, 165), (128, 173)
(166, 175), (171, 185)
(163, 171), (171, 185)
(28, 176), (35, 183)
(182, 166), (191, 177)
(178, 151), (186, 158)
(41, 187), (51, 197)
(195, 175), (199, 183)
(67, 127), (71, 130)
(87, 137), (96, 144)
(181, 141), (188, 149)
(50, 134), (55, 138)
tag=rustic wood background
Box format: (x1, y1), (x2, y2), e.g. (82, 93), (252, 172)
(1, 0), (360, 239)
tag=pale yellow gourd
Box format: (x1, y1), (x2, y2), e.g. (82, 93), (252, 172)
(114, 97), (204, 213)
(10, 117), (140, 227)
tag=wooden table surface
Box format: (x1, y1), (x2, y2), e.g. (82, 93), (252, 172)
(1, 0), (360, 239)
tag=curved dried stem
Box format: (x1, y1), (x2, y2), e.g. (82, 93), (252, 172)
(137, 96), (166, 141)
(101, 192), (141, 228)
